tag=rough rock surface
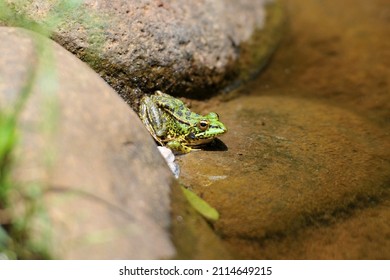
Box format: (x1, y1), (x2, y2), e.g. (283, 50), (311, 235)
(2, 0), (284, 108)
(177, 96), (390, 259)
(0, 27), (175, 259)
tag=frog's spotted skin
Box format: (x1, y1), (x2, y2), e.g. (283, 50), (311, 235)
(139, 91), (227, 153)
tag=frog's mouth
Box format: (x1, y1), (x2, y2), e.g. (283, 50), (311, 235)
(187, 138), (215, 146)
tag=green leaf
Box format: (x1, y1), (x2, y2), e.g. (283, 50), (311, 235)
(0, 116), (17, 156)
(0, 225), (10, 248)
(180, 185), (219, 222)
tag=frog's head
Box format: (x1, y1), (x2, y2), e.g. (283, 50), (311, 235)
(186, 112), (227, 146)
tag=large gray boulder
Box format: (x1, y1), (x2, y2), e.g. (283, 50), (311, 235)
(2, 0), (284, 109)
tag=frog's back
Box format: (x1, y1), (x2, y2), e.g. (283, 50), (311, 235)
(153, 91), (201, 125)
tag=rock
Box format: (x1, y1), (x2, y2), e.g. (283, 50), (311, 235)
(255, 0), (390, 126)
(2, 0), (284, 108)
(177, 95), (390, 258)
(235, 199), (390, 259)
(170, 181), (234, 260)
(219, 0), (390, 259)
(0, 27), (175, 259)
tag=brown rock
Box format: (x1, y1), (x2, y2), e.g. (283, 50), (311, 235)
(177, 95), (390, 258)
(255, 0), (390, 126)
(170, 181), (234, 260)
(229, 199), (390, 259)
(2, 0), (284, 109)
(0, 27), (175, 259)
(218, 0), (390, 259)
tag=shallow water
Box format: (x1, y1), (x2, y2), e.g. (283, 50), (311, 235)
(178, 0), (390, 259)
(253, 0), (390, 127)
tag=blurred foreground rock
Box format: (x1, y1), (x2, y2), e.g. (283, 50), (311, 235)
(0, 27), (175, 259)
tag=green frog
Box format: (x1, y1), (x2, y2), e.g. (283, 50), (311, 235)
(139, 90), (227, 153)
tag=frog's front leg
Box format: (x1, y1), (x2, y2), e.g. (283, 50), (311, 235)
(166, 140), (192, 154)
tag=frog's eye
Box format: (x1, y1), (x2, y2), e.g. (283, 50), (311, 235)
(197, 120), (209, 131)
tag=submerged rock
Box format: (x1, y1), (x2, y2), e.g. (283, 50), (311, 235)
(0, 27), (175, 259)
(2, 0), (284, 108)
(177, 95), (390, 258)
